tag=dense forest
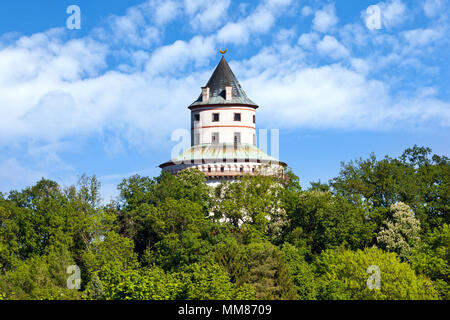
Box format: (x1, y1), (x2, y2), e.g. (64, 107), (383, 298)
(0, 145), (448, 300)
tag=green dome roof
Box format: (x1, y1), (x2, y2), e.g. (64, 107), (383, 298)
(160, 143), (286, 168)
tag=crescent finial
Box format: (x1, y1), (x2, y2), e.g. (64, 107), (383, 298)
(219, 48), (227, 55)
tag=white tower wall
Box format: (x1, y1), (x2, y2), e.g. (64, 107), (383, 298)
(191, 107), (256, 146)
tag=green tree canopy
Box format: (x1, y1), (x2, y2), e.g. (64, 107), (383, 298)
(314, 247), (438, 300)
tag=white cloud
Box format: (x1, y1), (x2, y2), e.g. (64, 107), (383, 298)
(145, 35), (216, 74)
(0, 0), (449, 195)
(217, 0), (292, 44)
(298, 32), (320, 49)
(105, 1), (172, 48)
(243, 62), (450, 130)
(302, 6), (313, 16)
(188, 0), (231, 31)
(379, 0), (408, 28)
(339, 23), (370, 48)
(423, 0), (446, 18)
(350, 58), (372, 76)
(316, 35), (350, 59)
(402, 28), (443, 47)
(217, 21), (250, 44)
(0, 29), (216, 152)
(154, 0), (181, 25)
(275, 28), (296, 43)
(312, 4), (339, 33)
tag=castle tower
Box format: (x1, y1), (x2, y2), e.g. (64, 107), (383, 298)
(159, 54), (286, 186)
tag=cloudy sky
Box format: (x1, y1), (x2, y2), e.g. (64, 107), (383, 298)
(0, 0), (449, 201)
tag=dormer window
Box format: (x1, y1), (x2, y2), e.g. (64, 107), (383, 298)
(212, 113), (220, 122)
(225, 85), (232, 101)
(234, 113), (241, 121)
(201, 87), (210, 101)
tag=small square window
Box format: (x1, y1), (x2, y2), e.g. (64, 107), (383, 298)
(212, 113), (220, 122)
(194, 114), (200, 121)
(234, 113), (241, 121)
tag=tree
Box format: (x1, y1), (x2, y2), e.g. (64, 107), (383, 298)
(377, 202), (421, 260)
(0, 246), (81, 300)
(212, 174), (288, 242)
(314, 247), (438, 300)
(182, 262), (255, 300)
(281, 243), (318, 300)
(137, 198), (212, 270)
(99, 266), (184, 300)
(117, 169), (211, 213)
(0, 147), (447, 301)
(288, 190), (375, 254)
(244, 242), (296, 299)
(81, 231), (139, 289)
(330, 146), (449, 234)
(411, 224), (450, 299)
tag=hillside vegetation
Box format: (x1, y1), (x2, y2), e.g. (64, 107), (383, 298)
(0, 146), (448, 300)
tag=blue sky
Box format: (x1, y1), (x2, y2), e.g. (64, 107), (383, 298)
(0, 0), (449, 201)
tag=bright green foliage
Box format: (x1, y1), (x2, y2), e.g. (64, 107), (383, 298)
(314, 247), (439, 300)
(0, 246), (81, 300)
(288, 190), (375, 254)
(281, 243), (318, 300)
(377, 202), (421, 260)
(212, 174), (288, 242)
(118, 169), (211, 212)
(93, 262), (256, 300)
(182, 262), (255, 300)
(411, 224), (450, 299)
(81, 231), (139, 282)
(100, 267), (184, 300)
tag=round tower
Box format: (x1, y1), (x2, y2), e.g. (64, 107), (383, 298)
(159, 54), (286, 186)
(189, 56), (258, 147)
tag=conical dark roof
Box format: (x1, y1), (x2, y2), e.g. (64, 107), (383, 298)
(189, 56), (258, 108)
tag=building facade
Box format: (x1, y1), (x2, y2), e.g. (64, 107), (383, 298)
(159, 54), (286, 186)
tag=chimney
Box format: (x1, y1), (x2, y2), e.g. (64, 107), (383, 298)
(201, 87), (210, 101)
(225, 85), (232, 101)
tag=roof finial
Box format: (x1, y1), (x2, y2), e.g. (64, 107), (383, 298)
(219, 48), (227, 55)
